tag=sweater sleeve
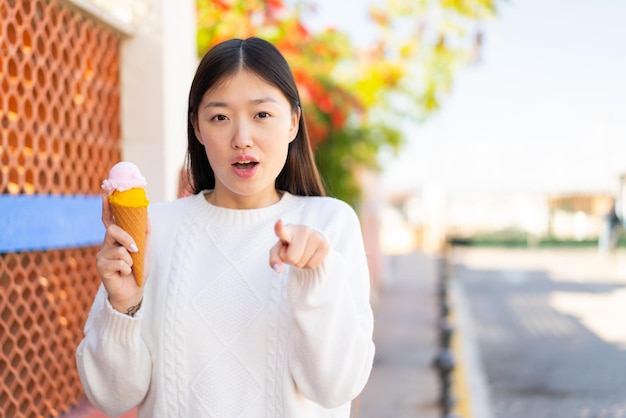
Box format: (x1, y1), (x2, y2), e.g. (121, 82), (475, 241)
(286, 202), (375, 408)
(76, 285), (152, 417)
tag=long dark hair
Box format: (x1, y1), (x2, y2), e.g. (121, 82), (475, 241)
(186, 37), (325, 197)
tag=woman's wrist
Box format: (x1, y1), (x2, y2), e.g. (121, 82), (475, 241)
(109, 295), (144, 317)
(123, 298), (143, 317)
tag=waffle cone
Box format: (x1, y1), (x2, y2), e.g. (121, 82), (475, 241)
(109, 201), (148, 286)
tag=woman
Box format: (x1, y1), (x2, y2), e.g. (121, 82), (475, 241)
(77, 37), (375, 418)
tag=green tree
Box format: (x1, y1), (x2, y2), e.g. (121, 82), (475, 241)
(195, 0), (498, 206)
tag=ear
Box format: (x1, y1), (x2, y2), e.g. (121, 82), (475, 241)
(288, 106), (301, 143)
(190, 113), (203, 144)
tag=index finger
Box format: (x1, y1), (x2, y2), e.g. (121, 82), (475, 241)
(103, 223), (138, 253)
(101, 195), (115, 228)
(274, 219), (291, 245)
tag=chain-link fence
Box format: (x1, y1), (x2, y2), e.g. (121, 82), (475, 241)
(1, 0), (122, 416)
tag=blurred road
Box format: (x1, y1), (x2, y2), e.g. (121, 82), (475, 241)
(453, 247), (626, 418)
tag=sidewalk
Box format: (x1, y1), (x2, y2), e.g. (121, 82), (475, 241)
(60, 399), (135, 418)
(358, 251), (440, 418)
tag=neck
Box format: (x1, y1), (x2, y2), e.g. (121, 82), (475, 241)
(204, 190), (282, 209)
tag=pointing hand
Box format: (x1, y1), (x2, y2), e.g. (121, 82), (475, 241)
(269, 220), (329, 273)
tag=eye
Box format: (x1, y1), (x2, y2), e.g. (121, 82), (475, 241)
(256, 111), (271, 119)
(211, 114), (228, 122)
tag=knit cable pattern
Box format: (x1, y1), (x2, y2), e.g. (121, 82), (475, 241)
(163, 214), (196, 417)
(189, 210), (274, 416)
(265, 267), (290, 418)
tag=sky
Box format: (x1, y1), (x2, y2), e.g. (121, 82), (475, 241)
(305, 0), (626, 197)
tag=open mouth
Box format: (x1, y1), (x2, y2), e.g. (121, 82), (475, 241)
(232, 161), (258, 171)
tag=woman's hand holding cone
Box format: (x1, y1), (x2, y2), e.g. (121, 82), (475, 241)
(96, 196), (150, 314)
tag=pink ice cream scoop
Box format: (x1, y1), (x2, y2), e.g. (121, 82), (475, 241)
(102, 161), (147, 194)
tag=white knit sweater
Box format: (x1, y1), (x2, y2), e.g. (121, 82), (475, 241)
(77, 191), (375, 418)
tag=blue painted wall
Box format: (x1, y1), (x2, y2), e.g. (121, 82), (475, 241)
(0, 194), (104, 253)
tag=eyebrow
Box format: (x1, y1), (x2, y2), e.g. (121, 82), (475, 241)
(203, 97), (279, 109)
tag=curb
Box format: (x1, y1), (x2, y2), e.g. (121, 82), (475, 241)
(450, 277), (494, 418)
(434, 249), (493, 418)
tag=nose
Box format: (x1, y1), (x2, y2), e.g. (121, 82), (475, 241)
(231, 120), (253, 149)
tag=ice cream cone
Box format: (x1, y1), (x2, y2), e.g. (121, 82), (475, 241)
(102, 162), (150, 287)
(109, 200), (148, 286)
